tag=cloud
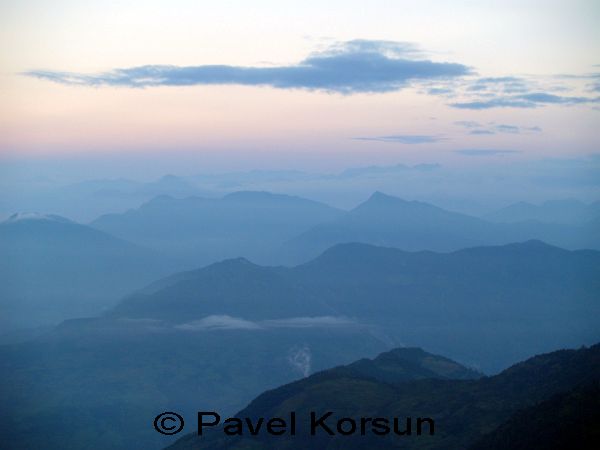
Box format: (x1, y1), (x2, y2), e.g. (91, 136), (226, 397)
(494, 124), (542, 134)
(25, 40), (470, 94)
(588, 82), (600, 92)
(554, 71), (600, 92)
(496, 124), (523, 134)
(466, 76), (530, 94)
(426, 87), (454, 95)
(338, 163), (441, 178)
(288, 345), (312, 377)
(451, 92), (600, 109)
(454, 120), (482, 128)
(26, 39), (599, 110)
(353, 134), (444, 144)
(175, 315), (262, 331)
(451, 98), (538, 109)
(518, 92), (597, 104)
(455, 149), (521, 156)
(174, 315), (357, 331)
(456, 121), (542, 135)
(476, 76), (522, 83)
(264, 316), (356, 328)
(443, 71), (600, 109)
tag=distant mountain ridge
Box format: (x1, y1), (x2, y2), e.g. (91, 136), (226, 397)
(109, 239), (600, 373)
(0, 213), (175, 328)
(86, 190), (600, 267)
(282, 191), (599, 263)
(0, 174), (216, 223)
(484, 199), (600, 225)
(91, 191), (343, 266)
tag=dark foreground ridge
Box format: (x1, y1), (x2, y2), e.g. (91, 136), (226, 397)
(470, 381), (600, 450)
(169, 343), (600, 449)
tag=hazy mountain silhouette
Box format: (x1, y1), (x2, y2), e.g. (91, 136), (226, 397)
(135, 174), (200, 196)
(484, 199), (600, 225)
(169, 344), (600, 450)
(91, 191), (343, 266)
(109, 240), (600, 372)
(109, 257), (333, 322)
(0, 175), (216, 223)
(283, 192), (600, 263)
(0, 213), (174, 328)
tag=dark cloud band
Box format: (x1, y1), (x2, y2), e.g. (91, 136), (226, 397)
(25, 40), (470, 94)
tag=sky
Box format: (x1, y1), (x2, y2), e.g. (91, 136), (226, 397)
(0, 0), (599, 179)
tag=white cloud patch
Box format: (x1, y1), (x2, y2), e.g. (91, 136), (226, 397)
(263, 316), (356, 328)
(287, 345), (312, 377)
(454, 121), (542, 135)
(175, 315), (263, 331)
(174, 315), (357, 331)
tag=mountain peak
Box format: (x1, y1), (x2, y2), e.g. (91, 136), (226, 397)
(354, 191), (435, 212)
(207, 256), (261, 271)
(369, 191), (398, 202)
(356, 191), (404, 208)
(347, 346), (482, 381)
(502, 239), (562, 252)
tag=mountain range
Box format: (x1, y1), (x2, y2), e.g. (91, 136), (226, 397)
(1, 238), (598, 449)
(282, 191), (600, 263)
(110, 240), (600, 372)
(91, 191), (343, 266)
(0, 175), (215, 223)
(2, 189), (599, 450)
(6, 190), (598, 331)
(80, 190), (600, 268)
